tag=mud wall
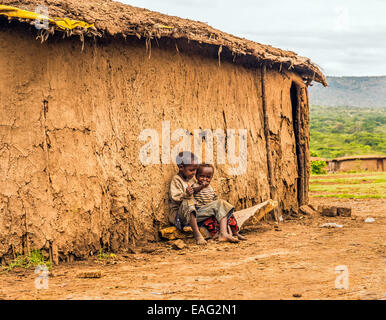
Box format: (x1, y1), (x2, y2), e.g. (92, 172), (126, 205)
(338, 159), (385, 172)
(0, 24), (308, 260)
(262, 70), (309, 214)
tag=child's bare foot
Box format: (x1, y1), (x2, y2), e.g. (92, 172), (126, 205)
(218, 234), (240, 243)
(195, 236), (207, 245)
(234, 233), (247, 241)
(212, 232), (220, 240)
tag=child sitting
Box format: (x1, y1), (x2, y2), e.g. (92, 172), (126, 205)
(169, 152), (239, 245)
(193, 164), (247, 241)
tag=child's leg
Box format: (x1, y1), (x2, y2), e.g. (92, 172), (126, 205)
(189, 212), (207, 245)
(232, 229), (247, 241)
(218, 216), (239, 243)
(177, 198), (196, 228)
(202, 217), (220, 238)
(195, 200), (239, 243)
(228, 215), (247, 241)
(176, 200), (207, 245)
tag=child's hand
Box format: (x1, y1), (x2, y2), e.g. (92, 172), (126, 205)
(192, 185), (202, 194)
(186, 185), (194, 196)
(201, 181), (210, 188)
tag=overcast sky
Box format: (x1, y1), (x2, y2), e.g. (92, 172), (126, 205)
(122, 0), (386, 77)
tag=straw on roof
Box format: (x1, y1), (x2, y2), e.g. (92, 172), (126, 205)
(0, 0), (327, 86)
(332, 155), (386, 162)
(310, 157), (329, 162)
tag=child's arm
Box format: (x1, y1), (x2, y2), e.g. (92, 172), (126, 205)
(192, 183), (203, 194)
(186, 185), (194, 196)
(211, 186), (218, 200)
(192, 182), (209, 194)
(170, 177), (192, 201)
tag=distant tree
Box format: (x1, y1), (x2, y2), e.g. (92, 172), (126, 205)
(310, 106), (386, 159)
(311, 160), (327, 175)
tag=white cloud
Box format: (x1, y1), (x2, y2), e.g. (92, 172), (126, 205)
(121, 0), (386, 76)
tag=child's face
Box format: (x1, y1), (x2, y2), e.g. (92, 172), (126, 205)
(179, 164), (198, 180)
(196, 167), (214, 185)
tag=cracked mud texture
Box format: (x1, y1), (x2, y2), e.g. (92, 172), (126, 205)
(0, 23), (308, 259)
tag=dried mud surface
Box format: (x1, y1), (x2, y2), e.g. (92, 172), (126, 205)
(1, 25), (306, 259)
(0, 198), (384, 300)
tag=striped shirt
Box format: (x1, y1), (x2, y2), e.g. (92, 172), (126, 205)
(193, 184), (218, 208)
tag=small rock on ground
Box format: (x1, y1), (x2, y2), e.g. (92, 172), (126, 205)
(77, 270), (102, 278)
(172, 240), (186, 250)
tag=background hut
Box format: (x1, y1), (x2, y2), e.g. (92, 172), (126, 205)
(328, 155), (386, 173)
(0, 0), (326, 262)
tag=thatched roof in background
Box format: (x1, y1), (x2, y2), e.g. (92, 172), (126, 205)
(310, 157), (329, 162)
(332, 155), (386, 162)
(1, 0), (327, 86)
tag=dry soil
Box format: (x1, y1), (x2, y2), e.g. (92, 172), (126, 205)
(0, 198), (384, 300)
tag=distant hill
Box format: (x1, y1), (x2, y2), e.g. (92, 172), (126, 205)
(309, 76), (386, 108)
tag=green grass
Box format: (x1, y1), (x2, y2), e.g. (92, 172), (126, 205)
(309, 171), (386, 199)
(310, 106), (386, 159)
(97, 248), (117, 260)
(310, 174), (386, 185)
(1, 250), (52, 273)
(312, 194), (383, 199)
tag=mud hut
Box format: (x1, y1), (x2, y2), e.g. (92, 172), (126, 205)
(0, 0), (326, 262)
(328, 155), (386, 173)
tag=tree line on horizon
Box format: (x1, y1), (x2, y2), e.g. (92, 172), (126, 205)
(309, 105), (386, 159)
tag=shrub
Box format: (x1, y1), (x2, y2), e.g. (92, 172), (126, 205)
(311, 160), (327, 175)
(1, 250), (52, 272)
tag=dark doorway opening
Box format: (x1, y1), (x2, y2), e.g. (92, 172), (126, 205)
(377, 159), (384, 172)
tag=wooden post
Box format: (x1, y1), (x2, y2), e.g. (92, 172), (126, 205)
(50, 242), (59, 265)
(302, 87), (311, 205)
(291, 83), (309, 207)
(294, 85), (311, 207)
(260, 64), (279, 222)
(25, 233), (30, 256)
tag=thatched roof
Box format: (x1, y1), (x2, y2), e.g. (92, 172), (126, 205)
(310, 157), (329, 162)
(332, 155), (386, 162)
(1, 0), (327, 86)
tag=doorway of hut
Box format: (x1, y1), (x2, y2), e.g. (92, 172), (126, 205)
(290, 81), (305, 206)
(377, 159), (384, 171)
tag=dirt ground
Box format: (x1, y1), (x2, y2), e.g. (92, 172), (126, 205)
(0, 198), (384, 300)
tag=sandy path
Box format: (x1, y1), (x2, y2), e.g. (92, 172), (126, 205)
(0, 198), (385, 300)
